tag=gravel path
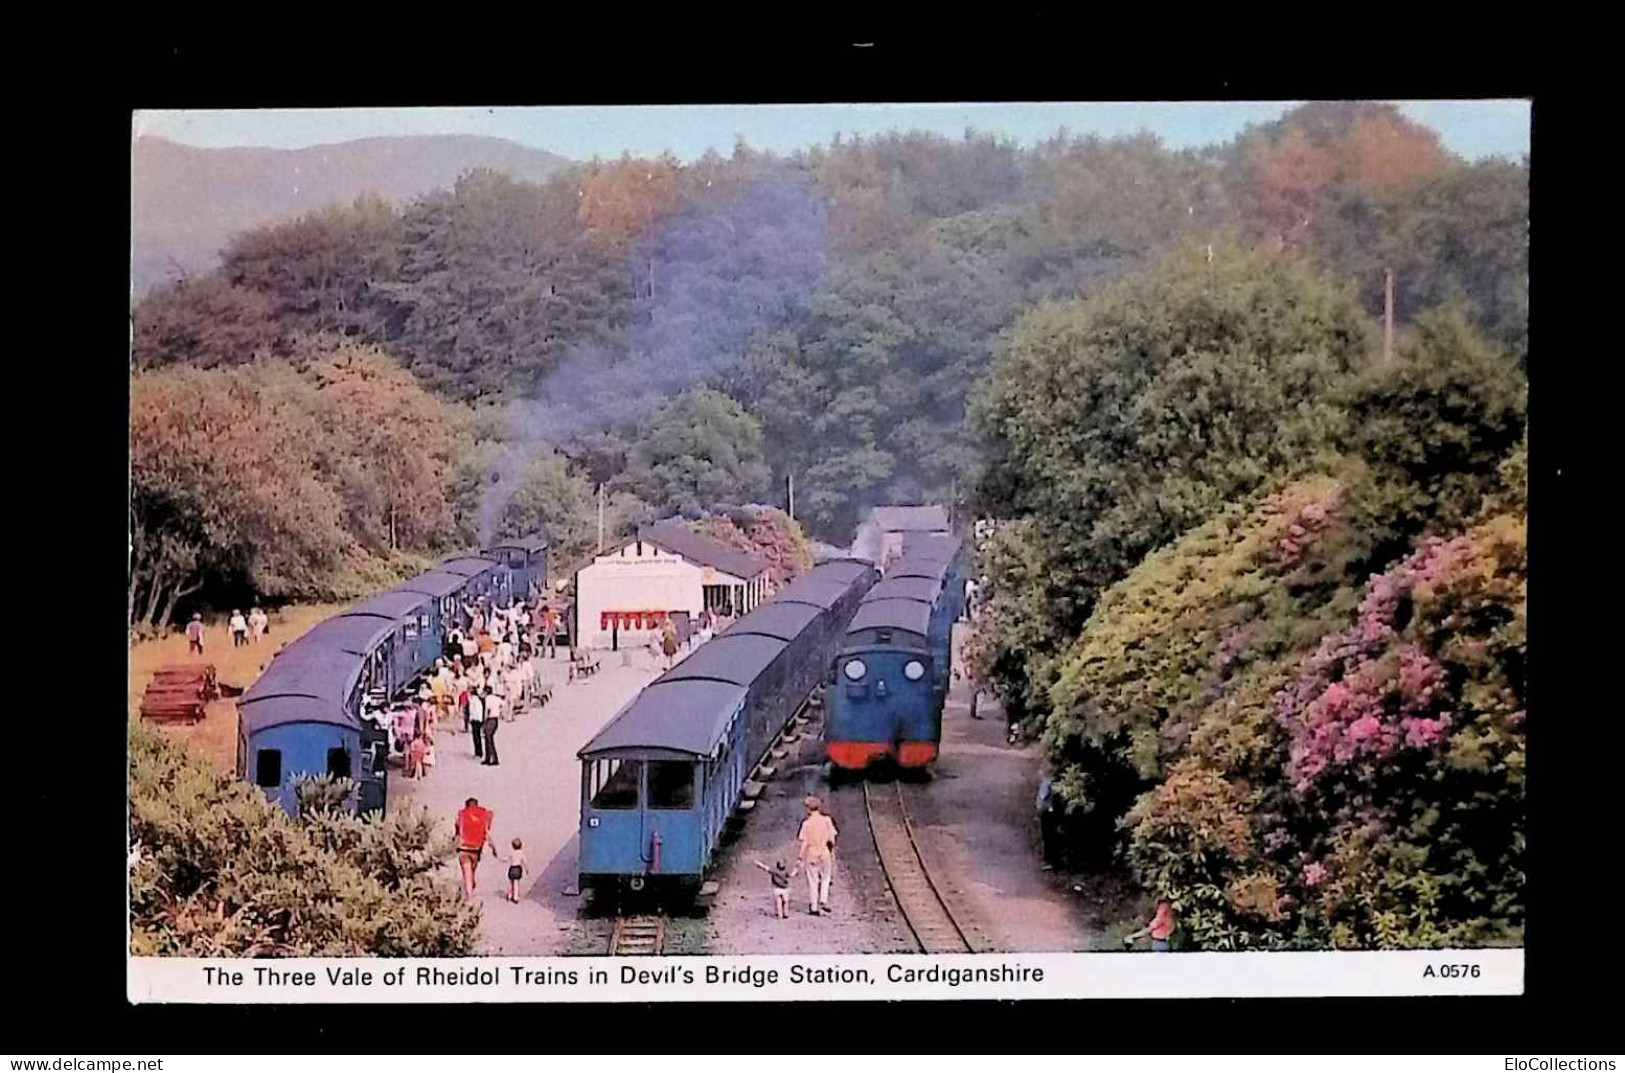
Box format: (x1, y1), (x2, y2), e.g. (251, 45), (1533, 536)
(391, 647), (666, 955)
(902, 624), (1094, 952)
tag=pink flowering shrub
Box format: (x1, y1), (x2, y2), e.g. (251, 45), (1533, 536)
(1272, 510), (1526, 948)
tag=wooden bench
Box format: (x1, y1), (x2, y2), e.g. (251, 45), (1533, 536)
(532, 681), (555, 707)
(570, 652), (601, 679)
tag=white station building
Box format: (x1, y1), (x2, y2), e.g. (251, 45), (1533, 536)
(574, 521), (770, 650)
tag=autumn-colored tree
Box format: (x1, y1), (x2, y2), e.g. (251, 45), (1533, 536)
(131, 274), (282, 372)
(1234, 102), (1454, 248)
(307, 343), (464, 553)
(575, 154), (683, 253)
(129, 363), (352, 630)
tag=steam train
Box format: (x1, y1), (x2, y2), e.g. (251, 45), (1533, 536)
(236, 536), (550, 817)
(576, 558), (878, 896)
(824, 530), (967, 773)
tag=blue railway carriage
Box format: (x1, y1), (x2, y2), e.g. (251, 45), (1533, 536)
(480, 536), (549, 601)
(826, 533), (966, 772)
(233, 532), (548, 815)
(237, 646), (387, 816)
(576, 560), (876, 897)
(439, 556), (509, 608)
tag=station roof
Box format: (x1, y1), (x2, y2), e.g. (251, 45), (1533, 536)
(663, 634), (788, 687)
(345, 590), (431, 621)
(867, 577), (939, 604)
(439, 557), (499, 577)
(240, 694), (361, 736)
(636, 522), (768, 580)
(242, 647), (363, 708)
(283, 612), (399, 656)
(728, 601), (823, 641)
(392, 571), (470, 599)
(869, 505), (950, 533)
(482, 535), (549, 554)
(578, 679), (748, 758)
(848, 598), (931, 637)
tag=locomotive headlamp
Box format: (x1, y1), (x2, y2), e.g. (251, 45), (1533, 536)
(903, 660), (926, 681)
(843, 659), (867, 681)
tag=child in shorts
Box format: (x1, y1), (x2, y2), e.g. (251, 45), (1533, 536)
(503, 838), (525, 903)
(754, 860), (792, 919)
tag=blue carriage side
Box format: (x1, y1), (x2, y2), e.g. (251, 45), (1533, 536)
(237, 646), (385, 816)
(575, 559), (876, 896)
(235, 536), (547, 816)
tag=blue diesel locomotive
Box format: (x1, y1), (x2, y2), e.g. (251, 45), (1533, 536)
(576, 558), (877, 896)
(825, 531), (967, 772)
(236, 538), (548, 816)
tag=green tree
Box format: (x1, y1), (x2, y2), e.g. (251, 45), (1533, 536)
(618, 389), (770, 516)
(972, 238), (1373, 718)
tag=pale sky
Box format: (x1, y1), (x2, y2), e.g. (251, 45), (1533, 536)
(134, 101), (1531, 163)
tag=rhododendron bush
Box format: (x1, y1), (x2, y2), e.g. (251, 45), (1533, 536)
(1044, 453), (1525, 948)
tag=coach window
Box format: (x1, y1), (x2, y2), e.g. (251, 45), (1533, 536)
(255, 749), (282, 788)
(326, 747), (350, 778)
(404, 618), (420, 641)
(590, 759), (640, 809)
(649, 761), (695, 809)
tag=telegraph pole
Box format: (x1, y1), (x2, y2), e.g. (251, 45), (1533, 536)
(597, 483), (605, 554)
(786, 472), (795, 521)
(1384, 268), (1395, 364)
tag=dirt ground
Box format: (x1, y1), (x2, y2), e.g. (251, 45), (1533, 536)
(704, 622), (1097, 954)
(129, 604), (348, 772)
(701, 698), (916, 956)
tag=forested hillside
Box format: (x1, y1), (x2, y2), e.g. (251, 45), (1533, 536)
(131, 101), (1526, 625)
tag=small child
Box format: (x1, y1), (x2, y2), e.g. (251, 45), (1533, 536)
(407, 733), (428, 780)
(504, 838), (525, 903)
(754, 860), (792, 919)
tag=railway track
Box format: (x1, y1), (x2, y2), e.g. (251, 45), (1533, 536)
(609, 914), (666, 956)
(863, 780), (977, 954)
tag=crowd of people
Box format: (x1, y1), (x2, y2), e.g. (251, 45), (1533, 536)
(393, 593), (569, 780)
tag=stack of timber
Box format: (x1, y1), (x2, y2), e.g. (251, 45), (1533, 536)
(140, 664), (219, 723)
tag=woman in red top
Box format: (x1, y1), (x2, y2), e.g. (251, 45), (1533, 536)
(454, 797), (497, 898)
(1125, 900), (1176, 952)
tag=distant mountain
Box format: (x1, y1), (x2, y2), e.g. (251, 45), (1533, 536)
(131, 134), (571, 295)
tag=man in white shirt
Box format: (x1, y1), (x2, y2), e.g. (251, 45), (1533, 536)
(481, 687), (503, 765)
(466, 689), (485, 760)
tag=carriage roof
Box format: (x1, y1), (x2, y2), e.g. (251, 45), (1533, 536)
(578, 679), (749, 758)
(847, 598), (932, 637)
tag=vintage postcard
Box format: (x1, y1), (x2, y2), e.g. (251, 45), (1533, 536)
(127, 100), (1530, 1003)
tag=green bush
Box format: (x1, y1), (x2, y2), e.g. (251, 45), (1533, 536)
(129, 721), (479, 956)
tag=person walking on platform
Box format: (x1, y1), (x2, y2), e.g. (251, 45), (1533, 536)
(795, 795), (838, 916)
(539, 603), (559, 659)
(467, 687), (485, 759)
(660, 614), (679, 670)
(454, 798), (496, 898)
(481, 686), (502, 766)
